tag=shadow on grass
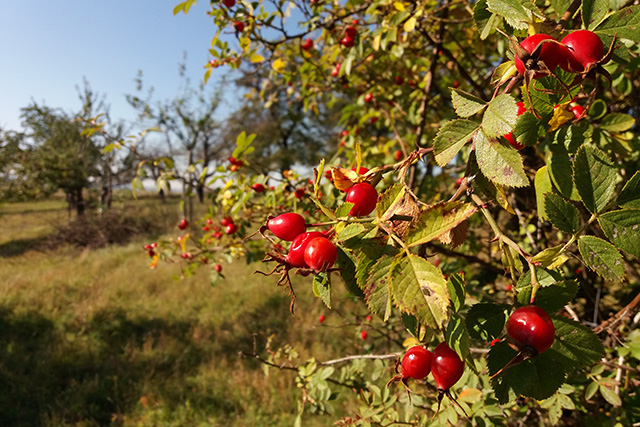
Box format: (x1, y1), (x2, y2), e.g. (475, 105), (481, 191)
(0, 236), (50, 257)
(0, 294), (293, 426)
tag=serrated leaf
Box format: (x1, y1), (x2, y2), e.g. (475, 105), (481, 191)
(313, 273), (332, 308)
(365, 256), (394, 321)
(549, 316), (604, 371)
(514, 111), (542, 146)
(516, 280), (579, 314)
(474, 0), (498, 40)
(466, 303), (510, 341)
(433, 119), (480, 167)
(447, 274), (466, 314)
(482, 94), (517, 138)
(355, 242), (387, 291)
(376, 183), (406, 221)
(475, 131), (529, 188)
(336, 247), (364, 299)
(548, 145), (580, 201)
(582, 0), (609, 30)
(599, 113), (636, 132)
(489, 342), (566, 403)
(486, 0), (531, 29)
(545, 193), (579, 233)
(335, 202), (355, 218)
(531, 246), (570, 270)
(578, 236), (625, 282)
(332, 167), (359, 191)
(573, 145), (617, 214)
(598, 209), (640, 257)
(535, 166), (553, 221)
(337, 223), (366, 241)
(446, 315), (473, 368)
(404, 201), (477, 248)
(471, 155), (515, 214)
(451, 89), (486, 118)
(618, 171), (640, 209)
(516, 268), (562, 291)
(309, 195), (337, 221)
(595, 5), (640, 42)
(390, 255), (450, 329)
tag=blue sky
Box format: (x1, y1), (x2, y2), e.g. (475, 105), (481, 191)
(0, 1), (237, 131)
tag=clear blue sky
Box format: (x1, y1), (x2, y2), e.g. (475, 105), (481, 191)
(0, 1), (237, 131)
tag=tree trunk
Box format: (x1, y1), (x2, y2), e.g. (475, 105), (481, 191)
(76, 188), (86, 216)
(196, 183), (205, 203)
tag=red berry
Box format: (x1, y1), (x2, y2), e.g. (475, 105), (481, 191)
(351, 18), (359, 25)
(301, 38), (313, 51)
(225, 223), (238, 235)
(504, 101), (527, 150)
(303, 237), (337, 272)
(453, 80), (460, 88)
(286, 231), (325, 268)
(364, 93), (374, 103)
(294, 188), (306, 199)
(214, 264), (222, 273)
(571, 104), (585, 120)
(206, 218), (213, 225)
(401, 346), (433, 380)
(252, 183), (266, 193)
(345, 25), (357, 39)
(431, 342), (465, 391)
(220, 216), (233, 226)
(507, 305), (555, 354)
(514, 34), (562, 79)
(360, 330), (368, 340)
(144, 244), (152, 250)
(147, 250), (155, 257)
(394, 76), (404, 85)
(561, 30), (604, 71)
(365, 315), (372, 322)
(203, 226), (210, 231)
(341, 35), (355, 48)
(222, 0), (235, 7)
(267, 213), (307, 241)
(319, 314), (325, 323)
(369, 116), (378, 124)
(351, 166), (369, 175)
(229, 164), (239, 172)
(233, 21), (245, 32)
(178, 218), (189, 230)
(346, 182), (378, 217)
(394, 150), (403, 161)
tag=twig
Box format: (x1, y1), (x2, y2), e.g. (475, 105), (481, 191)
(593, 290), (640, 333)
(319, 353), (400, 366)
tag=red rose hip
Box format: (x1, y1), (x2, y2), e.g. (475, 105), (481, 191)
(431, 342), (465, 391)
(401, 346), (433, 380)
(303, 237), (337, 272)
(346, 182), (378, 217)
(286, 231), (324, 268)
(267, 213), (307, 241)
(507, 305), (555, 354)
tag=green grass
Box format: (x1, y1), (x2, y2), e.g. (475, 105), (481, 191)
(0, 197), (362, 426)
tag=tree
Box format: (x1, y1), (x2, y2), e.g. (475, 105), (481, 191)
(145, 0), (640, 424)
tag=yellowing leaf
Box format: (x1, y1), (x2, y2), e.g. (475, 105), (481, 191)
(394, 2), (405, 11)
(250, 53), (265, 63)
(404, 17), (417, 32)
(272, 58), (285, 73)
(403, 336), (422, 348)
(332, 167), (360, 191)
(548, 105), (574, 131)
(373, 33), (381, 51)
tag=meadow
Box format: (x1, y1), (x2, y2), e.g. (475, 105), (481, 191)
(0, 195), (372, 426)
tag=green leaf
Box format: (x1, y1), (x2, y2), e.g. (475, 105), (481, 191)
(336, 246), (365, 299)
(446, 314), (472, 367)
(598, 209), (640, 257)
(548, 316), (604, 372)
(433, 119), (480, 167)
(599, 384), (622, 406)
(573, 145), (617, 214)
(475, 131), (529, 188)
(481, 94), (518, 138)
(473, 0), (498, 40)
(376, 183), (406, 221)
(600, 113), (636, 132)
(404, 201), (477, 248)
(337, 223), (366, 241)
(582, 0), (609, 30)
(355, 241), (388, 291)
(513, 111), (542, 147)
(516, 268), (562, 292)
(516, 280), (579, 314)
(447, 273), (466, 314)
(313, 273), (332, 308)
(486, 0), (531, 29)
(466, 303), (510, 341)
(548, 144), (580, 201)
(451, 89), (487, 118)
(335, 202), (355, 218)
(365, 256), (394, 321)
(390, 255), (450, 329)
(489, 342), (566, 404)
(618, 171), (640, 209)
(531, 245), (570, 270)
(549, 0), (571, 15)
(545, 193), (579, 233)
(595, 5), (640, 42)
(535, 166), (553, 221)
(578, 236), (625, 282)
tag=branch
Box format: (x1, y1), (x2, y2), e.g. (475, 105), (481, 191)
(593, 290), (640, 334)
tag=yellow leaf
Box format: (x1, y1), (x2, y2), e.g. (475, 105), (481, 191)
(548, 105), (573, 131)
(149, 255), (159, 269)
(373, 33), (381, 51)
(403, 17), (417, 32)
(394, 2), (405, 11)
(250, 53), (265, 63)
(331, 167), (360, 191)
(272, 58), (285, 72)
(402, 336), (421, 348)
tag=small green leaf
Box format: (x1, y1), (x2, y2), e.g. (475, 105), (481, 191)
(434, 119), (480, 167)
(390, 255), (450, 329)
(516, 280), (579, 314)
(465, 303), (510, 341)
(313, 273), (332, 308)
(376, 183), (406, 221)
(481, 94), (518, 138)
(617, 170), (640, 209)
(447, 273), (466, 314)
(451, 89), (487, 118)
(573, 145), (617, 214)
(598, 209), (640, 257)
(535, 166), (553, 221)
(516, 268), (562, 291)
(599, 384), (622, 406)
(365, 256), (394, 321)
(578, 236), (625, 282)
(475, 131), (529, 188)
(355, 241), (388, 290)
(336, 247), (364, 299)
(486, 0), (531, 29)
(545, 193), (579, 233)
(550, 316), (604, 372)
(582, 0), (609, 30)
(335, 202), (355, 218)
(599, 113), (636, 132)
(531, 245), (570, 270)
(446, 315), (472, 367)
(337, 223), (366, 241)
(404, 201), (477, 248)
(548, 144), (580, 201)
(513, 111), (542, 147)
(473, 0), (498, 40)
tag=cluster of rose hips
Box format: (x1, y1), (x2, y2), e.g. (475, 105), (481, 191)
(340, 20), (359, 48)
(143, 242), (158, 257)
(228, 156), (243, 172)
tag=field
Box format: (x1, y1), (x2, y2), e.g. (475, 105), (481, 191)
(0, 195), (370, 426)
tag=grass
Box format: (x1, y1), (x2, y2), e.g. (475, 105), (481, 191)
(0, 196), (365, 426)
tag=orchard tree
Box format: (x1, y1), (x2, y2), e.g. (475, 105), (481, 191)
(140, 0), (640, 424)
